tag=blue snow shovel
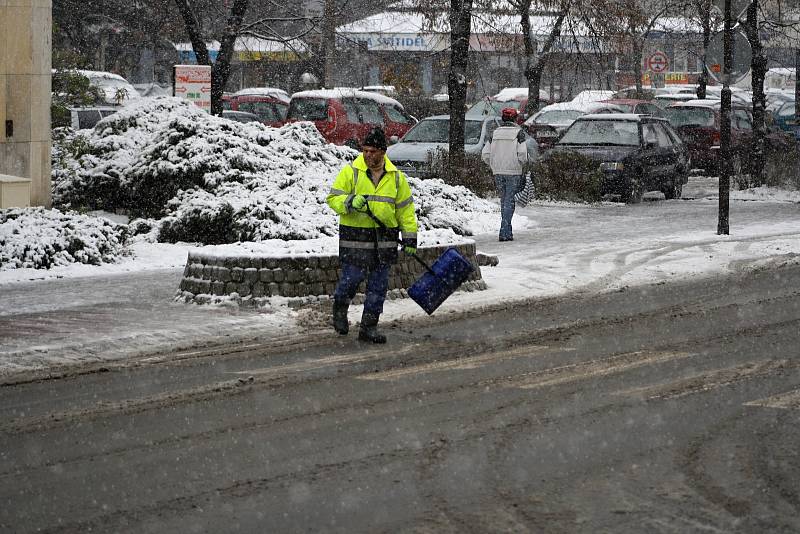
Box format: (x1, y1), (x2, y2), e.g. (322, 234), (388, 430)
(364, 206), (474, 315)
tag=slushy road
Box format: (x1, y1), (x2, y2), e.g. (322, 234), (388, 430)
(2, 263), (800, 533)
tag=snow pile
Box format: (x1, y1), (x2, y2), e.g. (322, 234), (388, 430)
(0, 208), (128, 270)
(52, 97), (498, 244)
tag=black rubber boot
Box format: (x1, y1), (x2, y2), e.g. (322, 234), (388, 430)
(358, 312), (386, 344)
(332, 299), (349, 335)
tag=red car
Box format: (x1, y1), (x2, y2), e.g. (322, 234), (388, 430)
(663, 100), (753, 173)
(228, 88), (290, 128)
(285, 89), (416, 148)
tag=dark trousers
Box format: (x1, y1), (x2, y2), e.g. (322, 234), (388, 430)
(334, 263), (391, 315)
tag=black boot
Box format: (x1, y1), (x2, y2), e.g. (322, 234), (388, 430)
(358, 312), (386, 344)
(332, 299), (349, 335)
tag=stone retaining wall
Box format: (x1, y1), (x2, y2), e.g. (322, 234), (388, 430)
(176, 242), (488, 307)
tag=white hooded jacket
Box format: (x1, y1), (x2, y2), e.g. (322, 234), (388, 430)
(481, 124), (529, 175)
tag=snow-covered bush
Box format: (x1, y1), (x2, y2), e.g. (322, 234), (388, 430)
(52, 97), (498, 244)
(0, 208), (129, 270)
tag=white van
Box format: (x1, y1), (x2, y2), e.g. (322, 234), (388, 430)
(77, 70), (140, 105)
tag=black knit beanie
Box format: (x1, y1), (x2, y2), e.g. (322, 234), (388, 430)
(363, 127), (388, 150)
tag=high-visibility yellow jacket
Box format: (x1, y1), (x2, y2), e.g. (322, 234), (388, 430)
(327, 154), (418, 268)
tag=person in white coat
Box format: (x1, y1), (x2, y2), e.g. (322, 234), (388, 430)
(482, 107), (529, 241)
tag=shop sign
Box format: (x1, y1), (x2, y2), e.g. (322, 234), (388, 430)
(348, 33), (445, 51)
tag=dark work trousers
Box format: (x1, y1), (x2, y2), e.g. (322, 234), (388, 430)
(334, 263), (391, 315)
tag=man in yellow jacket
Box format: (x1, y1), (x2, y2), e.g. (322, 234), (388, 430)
(326, 127), (418, 343)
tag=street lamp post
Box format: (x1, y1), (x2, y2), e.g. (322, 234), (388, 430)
(718, 0), (732, 235)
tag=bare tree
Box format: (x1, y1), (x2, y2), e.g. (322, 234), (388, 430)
(582, 0), (673, 94)
(740, 0), (768, 186)
(447, 0), (475, 178)
(514, 0), (570, 115)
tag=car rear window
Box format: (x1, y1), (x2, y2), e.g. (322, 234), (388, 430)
(402, 119), (483, 143)
(664, 107), (715, 128)
(534, 110), (583, 124)
(287, 98), (328, 121)
(238, 101), (281, 122)
(559, 120), (640, 146)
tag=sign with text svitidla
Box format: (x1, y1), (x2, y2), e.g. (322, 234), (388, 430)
(173, 64), (211, 111)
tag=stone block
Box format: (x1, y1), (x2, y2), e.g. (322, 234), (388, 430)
(196, 280), (211, 295)
(295, 282), (308, 296)
(231, 267), (244, 282)
(280, 282), (291, 296)
(287, 270), (301, 283)
(259, 269), (274, 283)
(202, 265), (213, 280)
(249, 257), (263, 269)
(306, 256), (318, 268)
(252, 282), (266, 297)
(273, 269), (285, 283)
(225, 282), (238, 294)
(217, 267), (232, 283)
(244, 268), (259, 284)
(264, 257), (279, 269)
(267, 282), (280, 297)
(238, 282), (251, 296)
(211, 281), (226, 296)
(311, 283), (324, 295)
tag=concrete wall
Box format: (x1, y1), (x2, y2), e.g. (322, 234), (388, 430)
(0, 0), (52, 207)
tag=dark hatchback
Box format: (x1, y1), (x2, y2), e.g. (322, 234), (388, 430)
(547, 114), (690, 202)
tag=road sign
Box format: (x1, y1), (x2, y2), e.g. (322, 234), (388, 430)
(647, 51), (670, 73)
(705, 29), (752, 84)
(173, 64), (211, 112)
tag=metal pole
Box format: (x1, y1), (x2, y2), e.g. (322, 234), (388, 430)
(718, 0), (732, 235)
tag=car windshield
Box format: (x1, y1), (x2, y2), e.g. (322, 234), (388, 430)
(286, 98), (328, 121)
(402, 119), (484, 144)
(466, 100), (521, 117)
(664, 107), (715, 128)
(534, 110), (583, 124)
(558, 120), (640, 146)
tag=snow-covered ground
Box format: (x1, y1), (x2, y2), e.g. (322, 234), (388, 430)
(1, 177), (799, 377)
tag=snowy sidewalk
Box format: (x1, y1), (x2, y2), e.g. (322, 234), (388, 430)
(2, 179), (800, 377)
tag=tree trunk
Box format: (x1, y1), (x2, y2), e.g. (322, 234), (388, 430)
(744, 0), (767, 187)
(522, 8), (567, 116)
(718, 0), (732, 235)
(173, 0), (249, 116)
(697, 1), (712, 99)
(447, 0), (473, 182)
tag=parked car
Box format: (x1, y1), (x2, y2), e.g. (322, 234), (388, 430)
(221, 110), (262, 124)
(601, 99), (666, 118)
(523, 101), (625, 150)
(774, 100), (799, 140)
(285, 88), (416, 148)
(466, 87), (552, 123)
(78, 70), (140, 105)
(67, 106), (120, 130)
(547, 113), (689, 201)
(653, 93), (698, 107)
(229, 87), (289, 127)
(387, 115), (503, 178)
(663, 99), (754, 173)
(570, 90), (616, 105)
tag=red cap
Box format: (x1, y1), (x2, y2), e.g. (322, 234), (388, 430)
(501, 107), (518, 121)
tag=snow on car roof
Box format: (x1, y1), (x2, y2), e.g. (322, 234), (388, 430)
(577, 113), (648, 121)
(492, 87), (550, 102)
(570, 90), (616, 104)
(671, 99), (722, 108)
(233, 87), (290, 101)
(290, 88), (404, 109)
(537, 101), (623, 113)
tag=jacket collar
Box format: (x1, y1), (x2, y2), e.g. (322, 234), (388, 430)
(353, 153), (398, 173)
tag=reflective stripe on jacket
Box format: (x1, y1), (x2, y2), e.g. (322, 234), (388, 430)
(326, 153), (418, 268)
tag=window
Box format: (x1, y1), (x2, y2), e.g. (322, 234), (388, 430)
(402, 119), (484, 144)
(286, 98), (328, 121)
(559, 120), (640, 146)
(76, 110), (102, 129)
(385, 105), (412, 124)
(357, 99), (384, 125)
(734, 109), (752, 130)
(238, 101), (280, 122)
(275, 102), (288, 120)
(342, 98), (361, 122)
(664, 107), (715, 128)
(650, 123), (674, 147)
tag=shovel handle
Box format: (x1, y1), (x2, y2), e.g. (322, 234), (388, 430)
(363, 205), (438, 278)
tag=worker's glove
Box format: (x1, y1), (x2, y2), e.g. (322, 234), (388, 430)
(350, 195), (367, 212)
(403, 246), (417, 256)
